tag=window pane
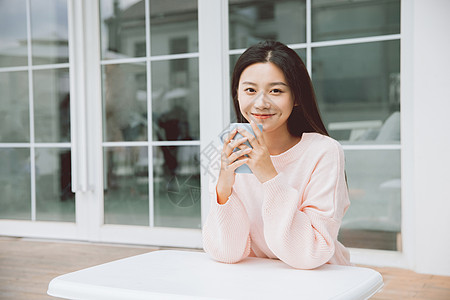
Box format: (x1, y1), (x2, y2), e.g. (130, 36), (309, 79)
(99, 0), (145, 60)
(339, 149), (401, 251)
(104, 146), (149, 226)
(35, 148), (74, 222)
(34, 68), (71, 143)
(152, 58), (199, 141)
(153, 146), (200, 229)
(30, 0), (69, 65)
(312, 40), (400, 143)
(0, 71), (30, 142)
(102, 63), (148, 142)
(0, 148), (31, 220)
(229, 0), (306, 49)
(150, 0), (198, 56)
(312, 0), (400, 42)
(0, 0), (28, 67)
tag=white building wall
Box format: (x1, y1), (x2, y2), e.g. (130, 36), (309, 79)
(410, 0), (450, 276)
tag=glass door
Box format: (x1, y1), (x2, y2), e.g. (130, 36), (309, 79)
(95, 0), (202, 247)
(0, 0), (81, 239)
(0, 0), (204, 247)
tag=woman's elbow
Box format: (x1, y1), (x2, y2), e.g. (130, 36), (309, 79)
(283, 255), (331, 269)
(277, 244), (335, 269)
(203, 235), (250, 264)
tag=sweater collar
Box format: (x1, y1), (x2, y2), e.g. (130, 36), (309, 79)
(270, 132), (318, 167)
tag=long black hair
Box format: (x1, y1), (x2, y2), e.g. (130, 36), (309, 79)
(231, 40), (328, 137)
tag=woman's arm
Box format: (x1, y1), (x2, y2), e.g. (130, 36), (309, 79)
(202, 175), (252, 264)
(262, 142), (349, 269)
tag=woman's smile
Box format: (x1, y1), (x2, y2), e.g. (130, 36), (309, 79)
(251, 113), (275, 120)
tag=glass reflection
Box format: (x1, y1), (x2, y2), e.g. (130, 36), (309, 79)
(340, 149), (401, 250)
(150, 0), (198, 56)
(0, 71), (30, 142)
(35, 148), (75, 222)
(153, 146), (200, 229)
(0, 148), (31, 220)
(0, 0), (28, 67)
(30, 0), (69, 65)
(102, 63), (148, 142)
(100, 0), (145, 60)
(312, 0), (401, 42)
(229, 0), (306, 49)
(104, 146), (149, 226)
(152, 58), (199, 141)
(312, 40), (400, 143)
(34, 68), (71, 142)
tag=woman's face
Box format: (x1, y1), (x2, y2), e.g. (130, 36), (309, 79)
(237, 62), (295, 135)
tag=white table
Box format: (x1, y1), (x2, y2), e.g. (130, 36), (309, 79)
(48, 250), (383, 300)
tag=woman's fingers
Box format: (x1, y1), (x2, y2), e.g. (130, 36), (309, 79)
(235, 143), (250, 151)
(249, 120), (265, 144)
(221, 125), (260, 172)
(236, 127), (260, 148)
(225, 136), (248, 154)
(227, 148), (252, 163)
(227, 157), (249, 171)
(222, 129), (238, 155)
(223, 128), (237, 144)
(222, 146), (251, 168)
(222, 132), (250, 168)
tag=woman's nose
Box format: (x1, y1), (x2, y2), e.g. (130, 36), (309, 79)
(253, 92), (271, 109)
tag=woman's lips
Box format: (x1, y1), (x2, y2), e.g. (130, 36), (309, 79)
(251, 113), (274, 119)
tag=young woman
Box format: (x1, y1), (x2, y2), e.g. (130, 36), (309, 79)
(202, 41), (351, 269)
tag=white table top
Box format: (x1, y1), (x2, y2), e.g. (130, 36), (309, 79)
(48, 250), (383, 300)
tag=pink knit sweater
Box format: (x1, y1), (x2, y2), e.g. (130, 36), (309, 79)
(202, 132), (351, 269)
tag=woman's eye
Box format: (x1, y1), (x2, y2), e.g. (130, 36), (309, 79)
(245, 88), (256, 93)
(271, 89), (283, 94)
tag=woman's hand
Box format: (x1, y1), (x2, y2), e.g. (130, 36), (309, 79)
(216, 128), (253, 204)
(237, 121), (278, 183)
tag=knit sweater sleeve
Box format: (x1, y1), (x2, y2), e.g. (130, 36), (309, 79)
(202, 174), (251, 264)
(262, 141), (349, 269)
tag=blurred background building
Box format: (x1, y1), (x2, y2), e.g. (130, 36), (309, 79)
(0, 0), (449, 276)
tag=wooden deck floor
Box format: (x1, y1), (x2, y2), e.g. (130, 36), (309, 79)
(1, 236), (449, 299)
